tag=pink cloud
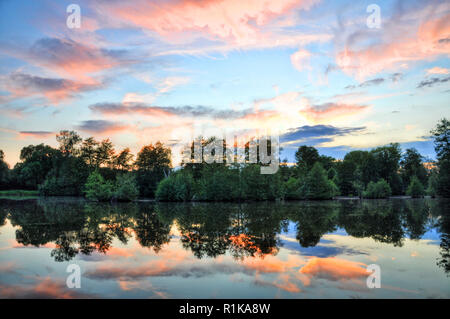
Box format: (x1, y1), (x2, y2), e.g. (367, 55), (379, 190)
(336, 13), (450, 79)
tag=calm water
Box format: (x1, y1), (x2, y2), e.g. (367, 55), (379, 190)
(0, 198), (449, 298)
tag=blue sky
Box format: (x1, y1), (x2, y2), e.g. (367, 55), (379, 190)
(0, 0), (449, 165)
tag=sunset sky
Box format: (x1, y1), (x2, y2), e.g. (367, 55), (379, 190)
(0, 0), (449, 166)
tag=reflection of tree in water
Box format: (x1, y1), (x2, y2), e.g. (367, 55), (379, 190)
(290, 202), (339, 247)
(338, 200), (405, 246)
(169, 203), (285, 260)
(434, 199), (450, 276)
(175, 204), (231, 259)
(2, 198), (450, 269)
(133, 207), (172, 253)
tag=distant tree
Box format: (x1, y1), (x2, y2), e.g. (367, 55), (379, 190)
(56, 130), (82, 156)
(406, 176), (425, 198)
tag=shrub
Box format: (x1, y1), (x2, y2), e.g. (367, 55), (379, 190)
(284, 177), (302, 199)
(363, 179), (392, 199)
(303, 163), (336, 200)
(83, 171), (114, 202)
(406, 176), (425, 198)
(115, 173), (139, 201)
(155, 172), (194, 201)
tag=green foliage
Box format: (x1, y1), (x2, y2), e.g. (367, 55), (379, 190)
(284, 177), (302, 199)
(303, 163), (336, 200)
(437, 159), (450, 198)
(295, 146), (319, 170)
(363, 179), (392, 199)
(427, 171), (439, 198)
(430, 118), (450, 161)
(406, 176), (425, 198)
(136, 142), (172, 197)
(83, 171), (114, 202)
(155, 171), (194, 201)
(115, 173), (139, 202)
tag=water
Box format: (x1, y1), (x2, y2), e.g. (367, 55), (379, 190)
(0, 198), (449, 298)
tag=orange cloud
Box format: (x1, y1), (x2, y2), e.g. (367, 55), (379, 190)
(299, 257), (368, 281)
(299, 103), (369, 123)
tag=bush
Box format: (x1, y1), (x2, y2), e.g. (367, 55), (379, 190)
(406, 176), (425, 198)
(363, 179), (392, 199)
(115, 173), (139, 201)
(427, 171), (438, 198)
(83, 171), (114, 202)
(284, 177), (302, 199)
(155, 172), (194, 201)
(437, 159), (450, 198)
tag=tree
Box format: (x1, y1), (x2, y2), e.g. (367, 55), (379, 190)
(83, 171), (114, 202)
(14, 144), (60, 189)
(113, 148), (134, 171)
(115, 173), (139, 201)
(303, 162), (336, 200)
(430, 118), (450, 161)
(94, 139), (115, 167)
(371, 143), (402, 194)
(427, 170), (439, 197)
(0, 149), (9, 189)
(295, 146), (319, 170)
(430, 118), (450, 198)
(135, 142), (172, 198)
(56, 130), (81, 156)
(337, 159), (356, 196)
(437, 159), (450, 198)
(400, 148), (428, 188)
(406, 176), (425, 198)
(363, 179), (392, 199)
(80, 137), (99, 167)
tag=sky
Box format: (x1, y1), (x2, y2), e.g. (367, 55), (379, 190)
(0, 0), (449, 167)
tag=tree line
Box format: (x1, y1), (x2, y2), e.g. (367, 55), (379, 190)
(0, 118), (449, 201)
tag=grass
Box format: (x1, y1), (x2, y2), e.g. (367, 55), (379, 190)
(0, 189), (39, 197)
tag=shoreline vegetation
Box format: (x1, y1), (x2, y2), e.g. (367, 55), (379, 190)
(0, 118), (449, 202)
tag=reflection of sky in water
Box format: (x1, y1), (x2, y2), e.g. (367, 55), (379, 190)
(0, 199), (449, 299)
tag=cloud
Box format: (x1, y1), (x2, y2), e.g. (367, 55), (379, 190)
(76, 120), (129, 134)
(2, 72), (101, 103)
(89, 102), (252, 119)
(426, 67), (449, 74)
(291, 49), (311, 71)
(345, 73), (402, 89)
(18, 131), (54, 139)
(281, 124), (366, 146)
(299, 102), (369, 122)
(335, 6), (450, 79)
(417, 75), (450, 88)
